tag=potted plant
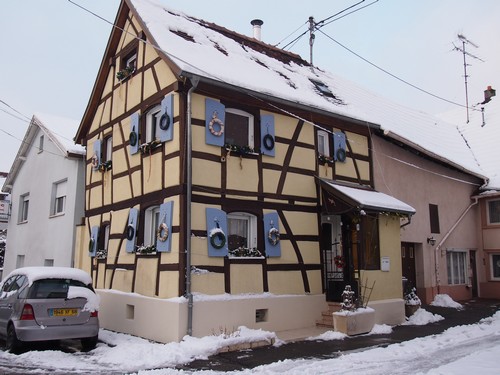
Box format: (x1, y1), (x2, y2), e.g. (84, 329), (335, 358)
(404, 287), (421, 317)
(332, 285), (375, 335)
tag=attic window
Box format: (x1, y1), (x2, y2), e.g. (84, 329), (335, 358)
(170, 29), (195, 43)
(310, 79), (335, 98)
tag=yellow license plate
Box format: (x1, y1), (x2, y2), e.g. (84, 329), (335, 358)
(49, 308), (78, 317)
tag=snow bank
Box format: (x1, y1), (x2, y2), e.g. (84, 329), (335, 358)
(431, 294), (463, 309)
(403, 308), (444, 325)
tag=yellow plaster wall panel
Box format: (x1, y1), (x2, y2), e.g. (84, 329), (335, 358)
(144, 44), (158, 66)
(335, 158), (357, 179)
(275, 114), (300, 139)
(192, 203), (211, 230)
(102, 72), (114, 97)
(297, 123), (314, 145)
(113, 175), (133, 203)
(226, 158), (258, 192)
(318, 164), (333, 179)
(112, 269), (134, 293)
(143, 68), (158, 100)
(90, 103), (105, 134)
(126, 75), (143, 111)
(164, 157), (181, 188)
(268, 271), (304, 295)
(135, 258), (158, 297)
(155, 62), (177, 88)
(131, 169), (144, 198)
(264, 142), (286, 166)
(357, 159), (371, 182)
(289, 147), (315, 170)
(297, 242), (321, 264)
(266, 242), (297, 264)
(112, 148), (129, 175)
(191, 94), (206, 120)
(101, 98), (112, 126)
(112, 85), (127, 121)
(122, 21), (138, 47)
(346, 132), (369, 156)
(262, 169), (281, 194)
(89, 187), (103, 210)
(192, 127), (217, 155)
(142, 153), (163, 195)
(283, 211), (318, 236)
(191, 272), (225, 295)
(158, 272), (180, 298)
(193, 159), (221, 188)
(230, 265), (264, 294)
(96, 263), (106, 289)
(306, 270), (323, 294)
(282, 173), (316, 198)
(106, 238), (121, 263)
(103, 173), (112, 206)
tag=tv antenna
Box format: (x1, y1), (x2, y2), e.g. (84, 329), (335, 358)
(453, 34), (484, 123)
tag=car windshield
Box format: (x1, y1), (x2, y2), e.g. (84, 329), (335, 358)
(26, 279), (92, 299)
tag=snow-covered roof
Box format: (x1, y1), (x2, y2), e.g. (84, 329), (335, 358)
(439, 96), (500, 189)
(2, 113), (85, 193)
(127, 0), (485, 182)
(319, 178), (416, 215)
(3, 266), (93, 286)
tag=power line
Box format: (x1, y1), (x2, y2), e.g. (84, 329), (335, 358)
(0, 100), (31, 121)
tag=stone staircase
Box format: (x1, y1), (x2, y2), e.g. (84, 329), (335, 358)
(316, 302), (342, 328)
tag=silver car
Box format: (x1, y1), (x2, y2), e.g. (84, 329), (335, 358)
(0, 267), (99, 352)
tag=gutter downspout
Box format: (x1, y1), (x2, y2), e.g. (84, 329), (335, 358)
(433, 196), (479, 295)
(400, 215), (412, 229)
(186, 76), (199, 336)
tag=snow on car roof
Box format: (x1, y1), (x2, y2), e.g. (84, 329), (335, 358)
(3, 267), (93, 286)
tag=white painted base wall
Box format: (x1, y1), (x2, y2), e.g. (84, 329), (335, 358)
(97, 290), (328, 343)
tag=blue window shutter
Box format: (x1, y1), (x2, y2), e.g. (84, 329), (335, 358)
(205, 98), (225, 147)
(260, 114), (276, 157)
(158, 94), (174, 142)
(92, 140), (102, 171)
(126, 208), (139, 253)
(130, 112), (140, 155)
(156, 201), (173, 252)
(206, 208), (228, 257)
(263, 212), (281, 257)
(89, 226), (99, 257)
(333, 132), (347, 162)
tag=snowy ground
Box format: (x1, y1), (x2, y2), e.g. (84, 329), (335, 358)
(0, 295), (498, 374)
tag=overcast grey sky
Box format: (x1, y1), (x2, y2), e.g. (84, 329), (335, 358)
(1, 0), (499, 173)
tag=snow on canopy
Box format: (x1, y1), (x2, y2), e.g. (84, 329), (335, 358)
(3, 266), (93, 286)
(129, 0), (485, 182)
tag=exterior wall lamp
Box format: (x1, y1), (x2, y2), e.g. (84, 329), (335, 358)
(427, 236), (436, 246)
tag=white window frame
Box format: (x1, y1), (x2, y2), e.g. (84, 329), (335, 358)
(317, 130), (330, 156)
(490, 253), (500, 281)
(144, 206), (160, 247)
(486, 199), (500, 225)
(145, 105), (162, 143)
(125, 52), (137, 71)
(225, 108), (254, 149)
(105, 136), (113, 162)
(51, 180), (67, 216)
(227, 212), (257, 251)
(18, 194), (29, 223)
(447, 250), (468, 285)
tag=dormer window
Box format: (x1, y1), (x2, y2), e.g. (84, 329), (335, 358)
(117, 50), (137, 81)
(310, 79), (334, 98)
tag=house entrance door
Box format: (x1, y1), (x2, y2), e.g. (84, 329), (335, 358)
(322, 215), (357, 302)
(469, 250), (478, 297)
(401, 242), (416, 292)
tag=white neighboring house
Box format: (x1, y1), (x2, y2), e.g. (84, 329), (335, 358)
(1, 113), (85, 276)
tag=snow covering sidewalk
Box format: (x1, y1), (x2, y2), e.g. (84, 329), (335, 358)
(0, 296), (497, 374)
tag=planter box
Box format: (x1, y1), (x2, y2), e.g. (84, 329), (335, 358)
(333, 307), (375, 336)
(405, 304), (420, 317)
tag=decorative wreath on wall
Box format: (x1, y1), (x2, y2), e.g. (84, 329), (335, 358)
(263, 134), (275, 151)
(129, 131), (138, 147)
(268, 227), (280, 246)
(88, 238), (95, 253)
(126, 224), (135, 241)
(209, 111), (224, 137)
(157, 222), (169, 242)
(209, 228), (226, 249)
(334, 255), (345, 268)
(91, 153), (99, 170)
(336, 148), (347, 162)
(159, 113), (170, 131)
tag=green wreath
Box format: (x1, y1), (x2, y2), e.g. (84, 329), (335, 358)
(263, 134), (275, 151)
(88, 238), (95, 253)
(336, 148), (346, 162)
(159, 113), (170, 131)
(210, 230), (226, 249)
(130, 131), (138, 147)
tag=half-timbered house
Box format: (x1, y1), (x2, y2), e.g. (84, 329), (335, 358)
(74, 0), (420, 343)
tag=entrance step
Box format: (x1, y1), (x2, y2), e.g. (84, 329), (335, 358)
(316, 302), (342, 328)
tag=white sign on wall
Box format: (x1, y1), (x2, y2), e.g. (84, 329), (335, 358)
(381, 256), (390, 272)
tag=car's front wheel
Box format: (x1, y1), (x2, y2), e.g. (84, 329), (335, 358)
(6, 324), (22, 353)
(81, 335), (98, 351)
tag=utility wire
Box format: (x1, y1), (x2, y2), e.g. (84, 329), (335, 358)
(0, 100), (31, 121)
